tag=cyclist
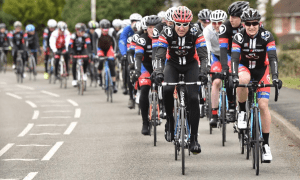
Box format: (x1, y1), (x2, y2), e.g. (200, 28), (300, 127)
(112, 19), (122, 33)
(203, 10), (228, 127)
(49, 21), (71, 81)
(130, 15), (161, 134)
(0, 23), (10, 58)
(118, 13), (142, 100)
(94, 19), (118, 93)
(24, 24), (40, 67)
(153, 6), (208, 154)
(157, 11), (167, 23)
(214, 1), (249, 126)
(231, 8), (282, 162)
(196, 9), (212, 32)
(69, 23), (91, 87)
(87, 20), (98, 54)
(43, 19), (57, 79)
(8, 21), (25, 72)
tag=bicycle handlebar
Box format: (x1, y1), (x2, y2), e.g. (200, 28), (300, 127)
(162, 81), (202, 86)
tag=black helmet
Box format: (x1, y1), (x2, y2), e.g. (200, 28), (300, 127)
(228, 1), (249, 17)
(100, 19), (111, 29)
(146, 15), (161, 26)
(241, 8), (261, 22)
(75, 23), (86, 32)
(0, 23), (6, 29)
(198, 9), (212, 20)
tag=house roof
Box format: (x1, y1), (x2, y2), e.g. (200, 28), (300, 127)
(274, 0), (300, 16)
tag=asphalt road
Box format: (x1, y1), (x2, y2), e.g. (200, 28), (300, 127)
(0, 72), (299, 179)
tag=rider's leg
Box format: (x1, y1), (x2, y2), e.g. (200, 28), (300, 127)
(72, 58), (77, 80)
(140, 84), (151, 135)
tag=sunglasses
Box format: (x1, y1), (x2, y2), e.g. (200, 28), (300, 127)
(212, 22), (222, 26)
(245, 21), (259, 27)
(175, 22), (190, 27)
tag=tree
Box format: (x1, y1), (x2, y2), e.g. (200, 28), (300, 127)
(264, 0), (278, 44)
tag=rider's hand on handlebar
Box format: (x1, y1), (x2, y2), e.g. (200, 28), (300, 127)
(198, 72), (208, 85)
(272, 78), (282, 89)
(130, 70), (141, 83)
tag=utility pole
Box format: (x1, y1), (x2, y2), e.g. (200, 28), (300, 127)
(91, 0), (96, 21)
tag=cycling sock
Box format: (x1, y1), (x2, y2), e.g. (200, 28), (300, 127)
(262, 133), (269, 145)
(239, 102), (246, 112)
(212, 108), (218, 116)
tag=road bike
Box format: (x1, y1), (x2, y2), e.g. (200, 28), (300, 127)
(0, 47), (9, 73)
(47, 51), (55, 83)
(56, 52), (68, 89)
(99, 56), (113, 102)
(74, 55), (88, 95)
(15, 50), (24, 83)
(26, 50), (37, 81)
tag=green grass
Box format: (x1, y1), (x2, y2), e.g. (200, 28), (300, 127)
(281, 77), (300, 90)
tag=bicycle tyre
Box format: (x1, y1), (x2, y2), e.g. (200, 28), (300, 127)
(153, 91), (157, 146)
(222, 91), (226, 146)
(254, 108), (260, 175)
(175, 142), (178, 161)
(32, 56), (37, 81)
(252, 111), (256, 169)
(207, 84), (212, 134)
(0, 53), (4, 73)
(240, 130), (245, 154)
(181, 107), (185, 175)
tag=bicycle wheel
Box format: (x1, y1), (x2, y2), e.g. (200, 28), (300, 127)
(206, 84), (212, 134)
(252, 112), (256, 169)
(175, 142), (178, 160)
(254, 108), (260, 175)
(0, 54), (4, 73)
(153, 91), (157, 146)
(239, 130), (245, 154)
(221, 91), (226, 146)
(246, 128), (250, 159)
(181, 109), (185, 175)
(3, 54), (7, 73)
(31, 56), (37, 81)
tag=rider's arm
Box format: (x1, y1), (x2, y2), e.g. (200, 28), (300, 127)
(65, 30), (71, 51)
(154, 33), (168, 73)
(23, 33), (29, 50)
(84, 33), (92, 53)
(203, 27), (212, 63)
(127, 37), (135, 65)
(49, 30), (57, 53)
(219, 23), (230, 71)
(118, 26), (132, 56)
(7, 32), (14, 48)
(266, 33), (279, 78)
(135, 38), (145, 72)
(68, 34), (75, 55)
(152, 24), (161, 66)
(231, 33), (242, 76)
(195, 32), (208, 74)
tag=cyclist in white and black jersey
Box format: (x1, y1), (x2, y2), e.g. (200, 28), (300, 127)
(196, 9), (212, 32)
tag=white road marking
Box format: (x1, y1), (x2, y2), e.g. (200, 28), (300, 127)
(0, 143), (14, 157)
(41, 141), (63, 161)
(74, 108), (81, 118)
(14, 92), (37, 95)
(6, 92), (22, 100)
(64, 122), (78, 135)
(25, 101), (37, 108)
(36, 124), (66, 127)
(0, 179), (18, 180)
(0, 82), (7, 85)
(41, 116), (71, 119)
(67, 99), (78, 106)
(35, 100), (65, 103)
(32, 110), (39, 120)
(23, 172), (38, 180)
(29, 133), (60, 136)
(18, 124), (34, 137)
(2, 159), (38, 161)
(41, 90), (60, 97)
(40, 105), (70, 107)
(16, 144), (51, 147)
(43, 110), (72, 113)
(16, 85), (34, 90)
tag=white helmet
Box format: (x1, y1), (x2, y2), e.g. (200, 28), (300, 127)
(129, 13), (142, 21)
(157, 11), (166, 21)
(141, 16), (148, 30)
(165, 7), (177, 22)
(122, 19), (131, 28)
(88, 20), (97, 29)
(14, 21), (22, 28)
(47, 19), (57, 28)
(95, 22), (99, 28)
(57, 21), (67, 31)
(112, 19), (122, 28)
(210, 10), (227, 22)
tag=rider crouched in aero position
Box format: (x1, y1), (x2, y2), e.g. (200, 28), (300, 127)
(153, 6), (208, 154)
(94, 19), (118, 93)
(203, 10), (228, 127)
(24, 24), (40, 67)
(49, 21), (70, 81)
(69, 23), (91, 87)
(130, 15), (161, 135)
(231, 8), (282, 162)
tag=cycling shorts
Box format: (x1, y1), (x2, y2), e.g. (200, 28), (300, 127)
(97, 46), (114, 60)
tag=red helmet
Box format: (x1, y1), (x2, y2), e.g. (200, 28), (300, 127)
(172, 6), (193, 23)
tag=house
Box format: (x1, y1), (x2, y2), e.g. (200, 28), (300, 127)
(273, 0), (300, 45)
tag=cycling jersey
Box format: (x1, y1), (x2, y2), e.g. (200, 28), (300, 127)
(8, 30), (24, 48)
(195, 22), (204, 32)
(203, 24), (220, 58)
(118, 25), (135, 56)
(135, 33), (153, 76)
(95, 28), (117, 54)
(152, 22), (167, 60)
(69, 33), (91, 54)
(43, 28), (54, 50)
(219, 20), (244, 71)
(128, 30), (144, 66)
(49, 29), (71, 53)
(0, 31), (9, 47)
(24, 33), (39, 50)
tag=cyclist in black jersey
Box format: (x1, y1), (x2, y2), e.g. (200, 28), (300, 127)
(153, 6), (208, 154)
(0, 23), (10, 58)
(196, 9), (212, 32)
(24, 24), (40, 66)
(231, 8), (282, 162)
(130, 15), (161, 135)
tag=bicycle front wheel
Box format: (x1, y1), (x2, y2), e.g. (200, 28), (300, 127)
(254, 107), (260, 175)
(221, 91), (226, 146)
(153, 91), (157, 146)
(181, 107), (185, 175)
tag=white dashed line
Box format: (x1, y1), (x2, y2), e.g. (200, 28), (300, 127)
(36, 124), (66, 127)
(41, 116), (71, 119)
(29, 133), (60, 136)
(25, 101), (37, 108)
(18, 124), (34, 137)
(16, 144), (51, 147)
(0, 143), (14, 157)
(32, 110), (39, 120)
(0, 82), (7, 85)
(41, 90), (60, 97)
(35, 100), (65, 103)
(23, 172), (38, 180)
(67, 99), (78, 106)
(16, 85), (34, 90)
(14, 92), (37, 95)
(64, 122), (78, 135)
(6, 92), (22, 100)
(2, 159), (39, 161)
(43, 110), (72, 113)
(41, 141), (63, 161)
(74, 108), (81, 118)
(40, 105), (70, 107)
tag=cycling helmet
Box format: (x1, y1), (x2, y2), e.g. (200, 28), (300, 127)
(26, 24), (35, 32)
(57, 21), (67, 31)
(0, 23), (6, 29)
(14, 21), (22, 28)
(88, 20), (97, 29)
(112, 19), (122, 28)
(141, 16), (148, 30)
(198, 9), (212, 21)
(129, 13), (142, 21)
(173, 6), (193, 23)
(146, 15), (161, 26)
(210, 10), (227, 22)
(241, 8), (261, 22)
(157, 11), (166, 20)
(228, 1), (249, 17)
(99, 19), (111, 29)
(95, 22), (99, 28)
(47, 19), (57, 28)
(165, 7), (177, 22)
(123, 19), (131, 26)
(136, 21), (142, 31)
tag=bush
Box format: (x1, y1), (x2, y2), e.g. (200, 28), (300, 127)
(278, 52), (300, 77)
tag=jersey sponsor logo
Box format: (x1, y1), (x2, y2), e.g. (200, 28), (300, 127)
(153, 28), (159, 37)
(218, 24), (226, 35)
(147, 45), (151, 49)
(164, 27), (173, 37)
(234, 33), (244, 44)
(261, 31), (270, 41)
(246, 53), (259, 60)
(138, 38), (146, 46)
(190, 26), (198, 36)
(172, 41), (176, 44)
(175, 49), (188, 56)
(244, 43), (249, 47)
(133, 34), (139, 42)
(127, 37), (132, 44)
